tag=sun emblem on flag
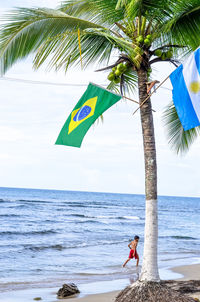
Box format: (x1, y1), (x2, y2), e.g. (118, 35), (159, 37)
(189, 81), (200, 94)
(68, 97), (98, 134)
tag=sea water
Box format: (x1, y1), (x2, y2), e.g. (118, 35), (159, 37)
(0, 187), (199, 293)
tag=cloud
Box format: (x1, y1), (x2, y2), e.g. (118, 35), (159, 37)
(1, 0), (60, 9)
(0, 1), (200, 197)
(0, 126), (25, 142)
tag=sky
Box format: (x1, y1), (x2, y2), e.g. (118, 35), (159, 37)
(0, 1), (200, 197)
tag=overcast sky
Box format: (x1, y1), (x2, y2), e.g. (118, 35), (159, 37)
(0, 1), (200, 197)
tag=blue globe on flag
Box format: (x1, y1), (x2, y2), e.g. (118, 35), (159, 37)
(73, 105), (92, 122)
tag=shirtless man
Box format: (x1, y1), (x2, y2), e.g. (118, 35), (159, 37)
(123, 235), (140, 267)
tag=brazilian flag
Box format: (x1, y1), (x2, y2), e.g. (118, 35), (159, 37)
(55, 83), (121, 148)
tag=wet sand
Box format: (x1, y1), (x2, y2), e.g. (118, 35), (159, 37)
(1, 263), (199, 302)
(58, 263), (200, 302)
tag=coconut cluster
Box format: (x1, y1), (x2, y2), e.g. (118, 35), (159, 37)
(107, 62), (129, 83)
(136, 34), (152, 47)
(154, 49), (173, 60)
(129, 34), (152, 61)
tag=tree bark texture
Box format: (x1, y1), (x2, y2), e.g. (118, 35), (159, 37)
(137, 68), (159, 281)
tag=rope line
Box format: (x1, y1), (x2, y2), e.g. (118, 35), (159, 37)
(0, 76), (172, 91)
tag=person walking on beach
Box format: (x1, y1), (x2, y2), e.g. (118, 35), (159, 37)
(123, 235), (140, 267)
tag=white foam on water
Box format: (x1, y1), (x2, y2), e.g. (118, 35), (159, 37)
(123, 216), (140, 220)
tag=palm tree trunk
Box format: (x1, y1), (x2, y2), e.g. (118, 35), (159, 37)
(137, 68), (160, 281)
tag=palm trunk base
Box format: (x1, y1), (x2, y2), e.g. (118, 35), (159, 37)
(115, 280), (196, 302)
(140, 199), (159, 281)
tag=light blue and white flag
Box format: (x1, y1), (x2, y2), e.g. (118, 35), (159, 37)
(170, 47), (200, 130)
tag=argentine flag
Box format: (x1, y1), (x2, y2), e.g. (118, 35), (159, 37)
(170, 47), (200, 131)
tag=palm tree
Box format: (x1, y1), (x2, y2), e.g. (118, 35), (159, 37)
(0, 0), (200, 290)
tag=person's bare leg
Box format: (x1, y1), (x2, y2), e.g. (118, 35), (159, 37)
(123, 258), (131, 267)
(136, 256), (139, 266)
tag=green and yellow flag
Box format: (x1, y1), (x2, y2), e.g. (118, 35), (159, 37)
(55, 83), (121, 148)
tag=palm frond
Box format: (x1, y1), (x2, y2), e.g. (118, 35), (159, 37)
(164, 0), (200, 50)
(60, 0), (125, 25)
(163, 102), (200, 154)
(0, 7), (103, 73)
(34, 28), (134, 71)
(122, 69), (138, 95)
(126, 0), (171, 20)
(107, 69), (137, 96)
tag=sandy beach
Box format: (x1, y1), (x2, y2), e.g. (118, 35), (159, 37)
(57, 263), (200, 302)
(60, 290), (120, 302)
(0, 263), (199, 302)
(172, 263), (200, 281)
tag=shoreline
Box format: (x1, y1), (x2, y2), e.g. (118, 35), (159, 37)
(172, 263), (200, 281)
(59, 263), (200, 302)
(0, 263), (199, 302)
(59, 290), (120, 302)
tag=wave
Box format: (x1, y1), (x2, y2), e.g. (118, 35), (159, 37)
(160, 235), (197, 240)
(25, 244), (64, 251)
(23, 243), (92, 251)
(0, 214), (21, 217)
(22, 239), (128, 252)
(96, 215), (140, 220)
(0, 198), (56, 204)
(70, 214), (90, 218)
(0, 198), (47, 203)
(171, 235), (197, 240)
(76, 220), (104, 224)
(118, 216), (140, 220)
(0, 198), (12, 203)
(0, 230), (57, 236)
(18, 199), (51, 203)
(67, 214), (140, 220)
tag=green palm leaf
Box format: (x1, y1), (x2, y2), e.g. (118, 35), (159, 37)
(34, 27), (133, 71)
(0, 7), (104, 73)
(107, 69), (137, 95)
(1, 0), (200, 156)
(163, 102), (200, 154)
(60, 0), (125, 25)
(164, 0), (200, 50)
(118, 0), (171, 20)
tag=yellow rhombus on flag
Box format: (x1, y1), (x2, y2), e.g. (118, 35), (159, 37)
(55, 83), (121, 148)
(68, 96), (98, 134)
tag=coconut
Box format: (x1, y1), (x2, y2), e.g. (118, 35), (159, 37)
(114, 77), (120, 84)
(166, 50), (173, 59)
(146, 34), (152, 41)
(122, 64), (127, 71)
(147, 67), (152, 77)
(115, 69), (122, 76)
(107, 72), (115, 81)
(117, 63), (125, 72)
(161, 52), (166, 60)
(144, 38), (151, 47)
(137, 35), (144, 44)
(154, 49), (162, 57)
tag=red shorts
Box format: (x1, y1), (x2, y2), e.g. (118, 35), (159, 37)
(129, 249), (138, 259)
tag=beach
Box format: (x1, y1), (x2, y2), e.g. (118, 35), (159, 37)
(172, 263), (200, 281)
(59, 263), (200, 302)
(0, 263), (199, 302)
(0, 187), (199, 302)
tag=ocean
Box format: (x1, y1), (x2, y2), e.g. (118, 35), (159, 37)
(0, 187), (199, 294)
